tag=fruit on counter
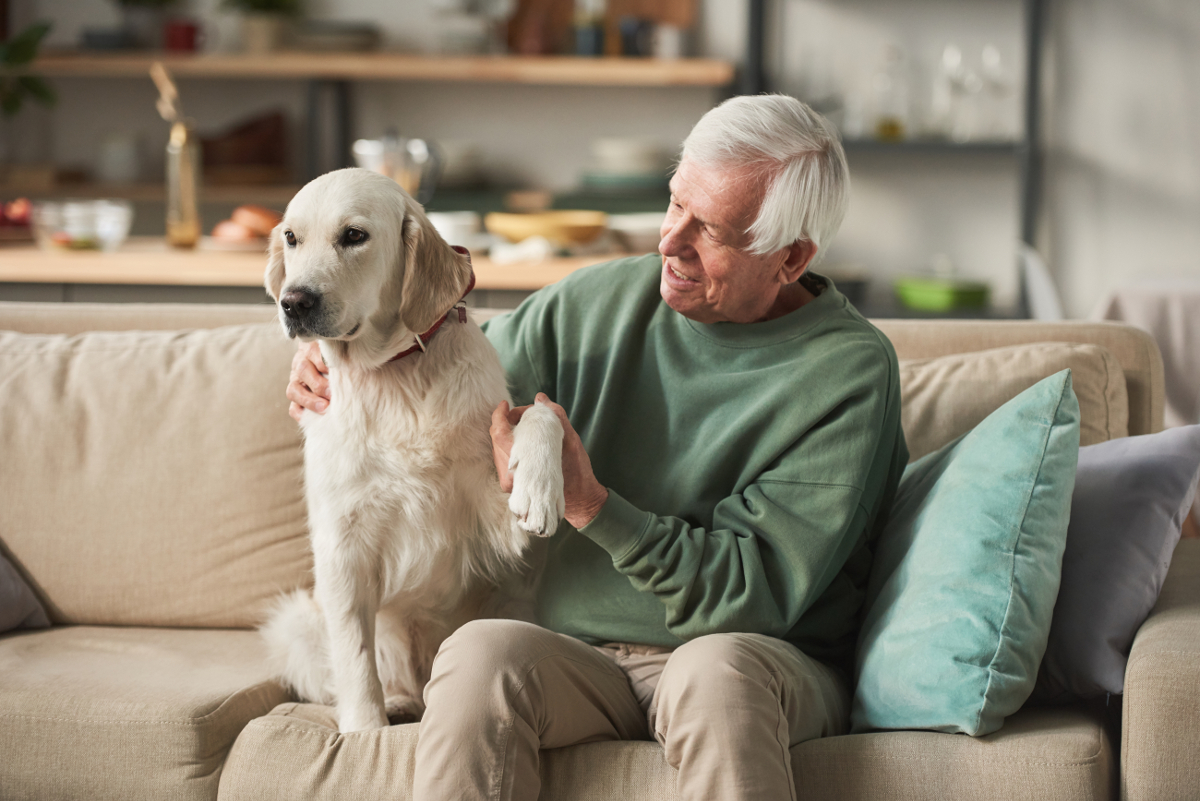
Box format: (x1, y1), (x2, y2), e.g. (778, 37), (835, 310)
(231, 204), (282, 237)
(211, 204), (283, 242)
(211, 219), (259, 242)
(2, 198), (32, 227)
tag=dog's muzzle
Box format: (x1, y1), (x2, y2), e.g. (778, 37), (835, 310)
(280, 288), (328, 338)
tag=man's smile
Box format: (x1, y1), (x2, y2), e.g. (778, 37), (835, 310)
(664, 260), (700, 286)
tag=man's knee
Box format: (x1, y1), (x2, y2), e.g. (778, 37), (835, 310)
(430, 619), (546, 683)
(658, 633), (777, 697)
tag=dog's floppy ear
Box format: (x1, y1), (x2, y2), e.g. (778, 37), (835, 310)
(264, 223), (286, 301)
(398, 212), (473, 335)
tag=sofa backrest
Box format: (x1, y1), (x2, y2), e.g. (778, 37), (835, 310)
(876, 319), (1164, 437)
(0, 304), (307, 628)
(0, 303), (1166, 629)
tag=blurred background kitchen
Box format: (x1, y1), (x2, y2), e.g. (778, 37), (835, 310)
(0, 0), (1198, 324)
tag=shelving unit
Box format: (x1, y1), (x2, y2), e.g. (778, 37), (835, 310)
(743, 0), (1047, 317)
(28, 49), (734, 205)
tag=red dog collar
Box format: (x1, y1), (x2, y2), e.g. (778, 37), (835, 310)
(388, 246), (475, 363)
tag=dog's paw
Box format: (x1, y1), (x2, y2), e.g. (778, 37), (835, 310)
(338, 704), (390, 733)
(508, 403), (565, 537)
(509, 467), (565, 536)
(385, 694), (425, 725)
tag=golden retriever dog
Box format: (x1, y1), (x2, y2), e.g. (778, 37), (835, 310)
(260, 168), (564, 733)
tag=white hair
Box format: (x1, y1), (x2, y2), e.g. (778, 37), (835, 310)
(679, 94), (849, 262)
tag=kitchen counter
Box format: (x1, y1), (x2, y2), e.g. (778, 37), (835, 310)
(0, 238), (622, 300)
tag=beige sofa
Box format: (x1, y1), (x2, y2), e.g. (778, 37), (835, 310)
(1, 300), (1196, 801)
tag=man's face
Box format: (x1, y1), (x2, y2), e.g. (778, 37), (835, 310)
(658, 158), (790, 324)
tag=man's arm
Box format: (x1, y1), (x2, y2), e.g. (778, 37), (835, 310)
(579, 373), (903, 643)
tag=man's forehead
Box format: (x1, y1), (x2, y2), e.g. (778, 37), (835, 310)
(672, 160), (761, 232)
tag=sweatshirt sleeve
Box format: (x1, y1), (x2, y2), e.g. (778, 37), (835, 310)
(480, 294), (558, 406)
(578, 357), (903, 642)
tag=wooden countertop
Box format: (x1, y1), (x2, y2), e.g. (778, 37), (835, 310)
(0, 238), (621, 290)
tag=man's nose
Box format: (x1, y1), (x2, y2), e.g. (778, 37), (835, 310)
(659, 219), (693, 258)
(281, 288), (320, 321)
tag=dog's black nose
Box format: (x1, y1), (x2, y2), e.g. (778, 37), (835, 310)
(281, 289), (319, 320)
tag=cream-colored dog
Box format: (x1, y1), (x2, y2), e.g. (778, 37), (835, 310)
(260, 168), (564, 733)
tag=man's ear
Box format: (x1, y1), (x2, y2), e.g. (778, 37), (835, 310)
(264, 224), (286, 301)
(398, 213), (473, 334)
(780, 238), (818, 285)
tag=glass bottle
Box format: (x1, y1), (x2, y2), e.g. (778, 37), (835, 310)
(872, 45), (910, 142)
(166, 120), (200, 248)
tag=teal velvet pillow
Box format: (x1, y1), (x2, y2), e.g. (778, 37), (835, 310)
(852, 369), (1080, 736)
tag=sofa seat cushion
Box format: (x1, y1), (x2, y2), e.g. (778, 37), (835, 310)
(220, 703), (679, 801)
(794, 705), (1113, 801)
(219, 703), (1110, 801)
(0, 626), (290, 801)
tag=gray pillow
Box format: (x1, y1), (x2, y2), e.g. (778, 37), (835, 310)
(1034, 425), (1200, 702)
(1, 552), (50, 633)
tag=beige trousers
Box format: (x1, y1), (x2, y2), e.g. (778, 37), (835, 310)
(412, 619), (849, 801)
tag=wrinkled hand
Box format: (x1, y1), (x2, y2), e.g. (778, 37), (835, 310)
(287, 341), (330, 422)
(490, 393), (609, 529)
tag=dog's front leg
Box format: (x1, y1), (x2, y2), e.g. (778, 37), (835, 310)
(313, 553), (389, 732)
(507, 399), (566, 536)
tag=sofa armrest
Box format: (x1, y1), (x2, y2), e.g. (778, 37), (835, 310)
(1121, 538), (1200, 801)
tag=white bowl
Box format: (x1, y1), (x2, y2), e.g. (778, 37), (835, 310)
(32, 199), (134, 252)
(608, 211), (665, 254)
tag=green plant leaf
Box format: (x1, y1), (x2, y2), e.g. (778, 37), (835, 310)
(3, 22), (52, 67)
(18, 75), (56, 105)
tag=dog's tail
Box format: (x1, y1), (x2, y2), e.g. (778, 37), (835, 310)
(260, 590), (335, 705)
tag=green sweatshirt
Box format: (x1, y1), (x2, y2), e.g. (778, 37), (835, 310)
(482, 254), (908, 668)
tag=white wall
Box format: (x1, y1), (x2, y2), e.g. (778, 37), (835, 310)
(1044, 0), (1200, 318)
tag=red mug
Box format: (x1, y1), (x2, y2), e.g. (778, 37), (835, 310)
(164, 19), (201, 52)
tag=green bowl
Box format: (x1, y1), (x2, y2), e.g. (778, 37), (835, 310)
(894, 276), (990, 311)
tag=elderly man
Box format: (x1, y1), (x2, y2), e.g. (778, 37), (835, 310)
(287, 94), (907, 801)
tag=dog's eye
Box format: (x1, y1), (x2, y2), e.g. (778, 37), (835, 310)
(284, 231), (296, 247)
(342, 227), (369, 246)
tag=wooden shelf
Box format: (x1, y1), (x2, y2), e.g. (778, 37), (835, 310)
(842, 139), (1023, 155)
(3, 183), (301, 205)
(34, 51), (735, 87)
(0, 237), (618, 291)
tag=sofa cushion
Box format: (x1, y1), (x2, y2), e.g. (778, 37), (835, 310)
(219, 703), (680, 801)
(0, 626), (290, 801)
(1035, 425), (1200, 703)
(218, 703), (1110, 801)
(0, 323), (310, 628)
(900, 341), (1127, 461)
(794, 705), (1113, 801)
(853, 371), (1080, 736)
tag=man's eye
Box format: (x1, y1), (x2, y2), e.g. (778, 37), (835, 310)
(342, 228), (369, 246)
(284, 231), (296, 246)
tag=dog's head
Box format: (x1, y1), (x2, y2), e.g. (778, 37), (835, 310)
(265, 168), (471, 359)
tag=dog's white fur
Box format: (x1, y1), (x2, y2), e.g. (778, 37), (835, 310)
(260, 168), (564, 732)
